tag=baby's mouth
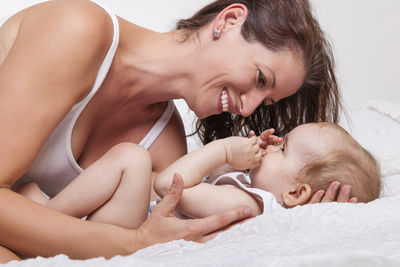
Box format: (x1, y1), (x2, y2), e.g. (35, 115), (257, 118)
(221, 89), (229, 112)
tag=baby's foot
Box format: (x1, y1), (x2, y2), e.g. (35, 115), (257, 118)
(15, 182), (48, 206)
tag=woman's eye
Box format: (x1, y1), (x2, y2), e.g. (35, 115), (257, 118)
(258, 70), (267, 87)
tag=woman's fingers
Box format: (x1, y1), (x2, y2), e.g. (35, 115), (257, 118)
(321, 182), (340, 202)
(349, 197), (358, 203)
(192, 206), (252, 238)
(142, 173), (252, 246)
(309, 183), (357, 204)
(308, 190), (325, 204)
(154, 173), (184, 217)
(337, 185), (351, 202)
(198, 217), (252, 243)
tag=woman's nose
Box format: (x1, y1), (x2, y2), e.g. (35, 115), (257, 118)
(239, 95), (262, 117)
(239, 89), (271, 117)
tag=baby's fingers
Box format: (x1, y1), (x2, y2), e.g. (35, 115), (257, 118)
(260, 129), (275, 140)
(249, 135), (258, 145)
(268, 135), (283, 144)
(255, 149), (262, 163)
(251, 142), (261, 154)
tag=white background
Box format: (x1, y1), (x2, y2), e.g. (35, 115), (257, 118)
(1, 0), (399, 148)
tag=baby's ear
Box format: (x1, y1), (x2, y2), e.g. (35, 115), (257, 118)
(282, 183), (312, 208)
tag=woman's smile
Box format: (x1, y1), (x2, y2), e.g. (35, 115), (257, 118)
(221, 89), (229, 112)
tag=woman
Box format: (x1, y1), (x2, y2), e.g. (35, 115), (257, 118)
(0, 0), (351, 262)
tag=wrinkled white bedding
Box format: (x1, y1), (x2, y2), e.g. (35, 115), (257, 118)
(5, 101), (400, 267)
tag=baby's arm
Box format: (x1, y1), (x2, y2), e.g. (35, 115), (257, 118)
(177, 180), (262, 218)
(154, 136), (261, 197)
(207, 129), (281, 180)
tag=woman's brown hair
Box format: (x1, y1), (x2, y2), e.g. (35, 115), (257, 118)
(177, 0), (341, 143)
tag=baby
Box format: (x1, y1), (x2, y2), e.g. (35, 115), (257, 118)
(17, 122), (381, 225)
(154, 122), (381, 217)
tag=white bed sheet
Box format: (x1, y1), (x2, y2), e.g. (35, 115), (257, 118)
(5, 101), (400, 267)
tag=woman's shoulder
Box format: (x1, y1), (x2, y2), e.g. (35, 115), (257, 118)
(0, 0), (117, 109)
(18, 0), (114, 51)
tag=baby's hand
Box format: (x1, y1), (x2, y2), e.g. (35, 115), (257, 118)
(250, 129), (283, 151)
(222, 136), (262, 170)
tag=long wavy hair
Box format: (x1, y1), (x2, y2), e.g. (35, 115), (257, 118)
(177, 0), (341, 143)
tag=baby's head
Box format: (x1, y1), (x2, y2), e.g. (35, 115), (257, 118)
(249, 122), (381, 207)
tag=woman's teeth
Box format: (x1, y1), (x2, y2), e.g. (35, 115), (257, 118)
(221, 90), (229, 112)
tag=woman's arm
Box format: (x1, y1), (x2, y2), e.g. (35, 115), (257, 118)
(0, 0), (131, 258)
(0, 189), (138, 258)
(1, 175), (252, 259)
(154, 136), (261, 197)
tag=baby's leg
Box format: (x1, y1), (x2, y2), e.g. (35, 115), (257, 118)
(47, 143), (152, 229)
(0, 245), (20, 264)
(14, 182), (48, 206)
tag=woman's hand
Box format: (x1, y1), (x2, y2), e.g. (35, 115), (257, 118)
(308, 182), (358, 203)
(222, 136), (262, 170)
(136, 173), (252, 247)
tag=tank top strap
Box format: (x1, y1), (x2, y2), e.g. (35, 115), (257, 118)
(77, 0), (119, 105)
(65, 0), (119, 173)
(139, 101), (175, 150)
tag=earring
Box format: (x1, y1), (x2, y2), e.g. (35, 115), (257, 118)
(213, 29), (221, 39)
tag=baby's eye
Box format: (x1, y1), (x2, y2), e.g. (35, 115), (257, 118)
(274, 142), (284, 152)
(279, 139), (286, 152)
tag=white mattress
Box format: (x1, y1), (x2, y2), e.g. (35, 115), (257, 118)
(5, 101), (400, 267)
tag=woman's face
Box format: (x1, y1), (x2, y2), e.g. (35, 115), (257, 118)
(188, 29), (306, 119)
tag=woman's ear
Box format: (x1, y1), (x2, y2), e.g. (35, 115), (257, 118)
(213, 4), (248, 37)
(282, 183), (312, 208)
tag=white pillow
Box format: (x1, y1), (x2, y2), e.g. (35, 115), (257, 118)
(341, 101), (400, 178)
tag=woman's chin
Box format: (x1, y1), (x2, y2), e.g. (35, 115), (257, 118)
(196, 113), (207, 119)
(195, 110), (211, 119)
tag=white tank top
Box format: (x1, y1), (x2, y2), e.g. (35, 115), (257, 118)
(2, 1), (175, 197)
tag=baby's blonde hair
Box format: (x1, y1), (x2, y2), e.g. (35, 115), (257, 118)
(295, 123), (381, 203)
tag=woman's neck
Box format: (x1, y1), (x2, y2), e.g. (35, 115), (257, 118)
(114, 18), (199, 106)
